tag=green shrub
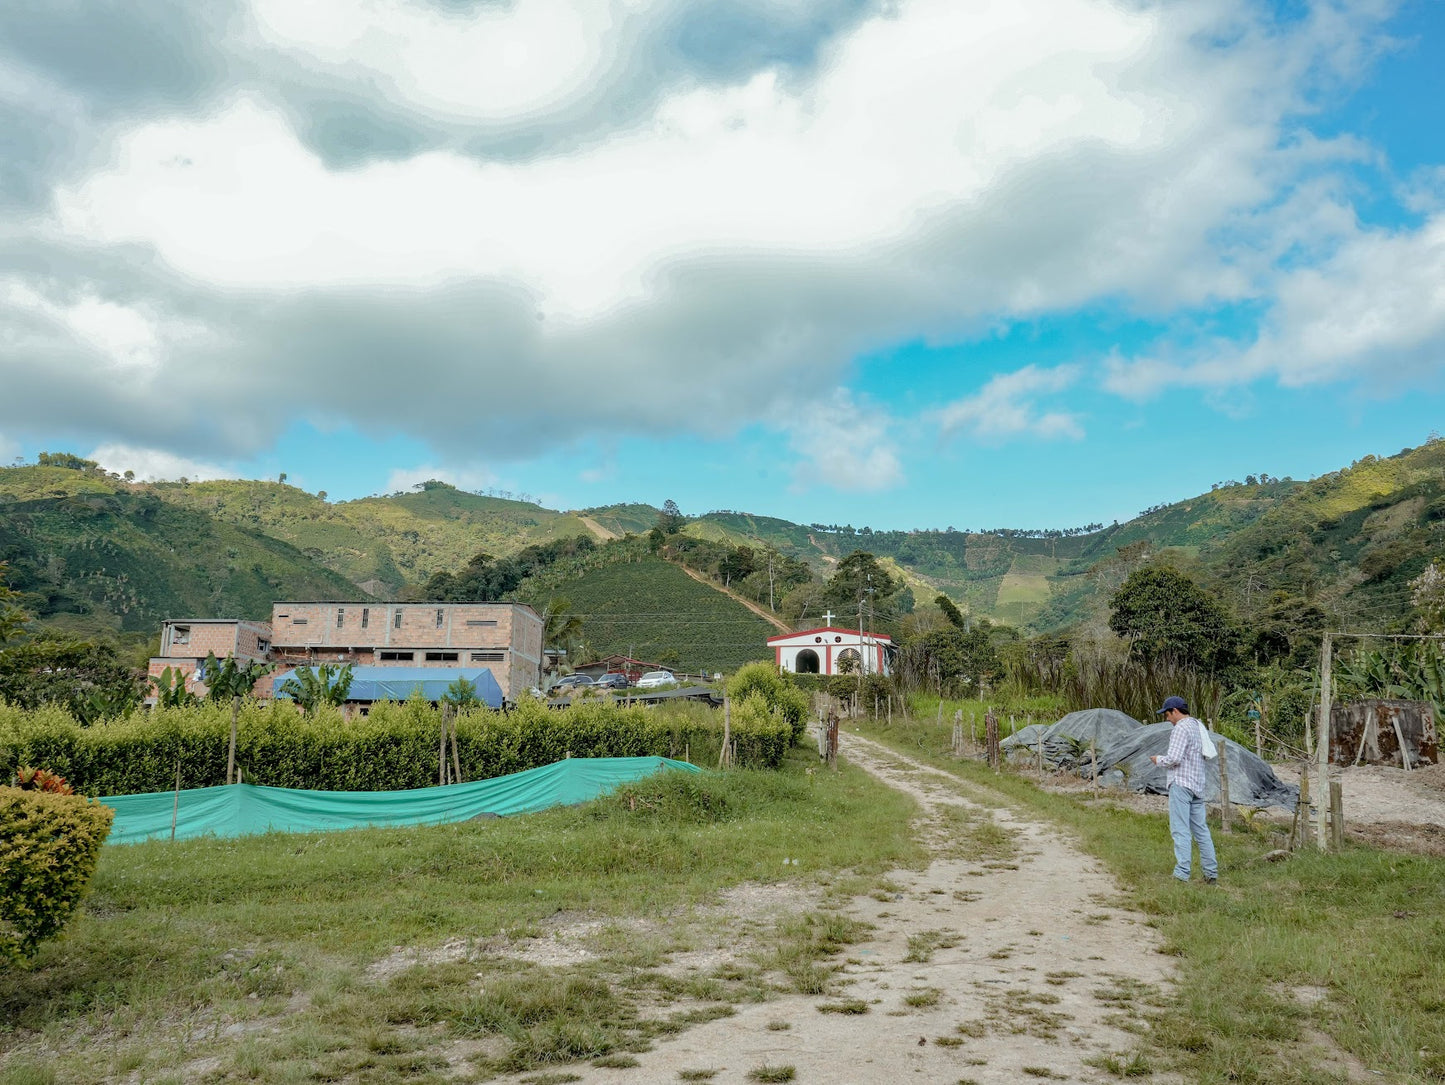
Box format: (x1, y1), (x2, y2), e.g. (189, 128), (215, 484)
(0, 697), (790, 795)
(727, 662), (811, 743)
(1, 787), (114, 963)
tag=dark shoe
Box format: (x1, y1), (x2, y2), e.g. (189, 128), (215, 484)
(1204, 877), (1218, 885)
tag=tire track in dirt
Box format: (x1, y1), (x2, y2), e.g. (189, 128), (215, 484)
(505, 734), (1178, 1083)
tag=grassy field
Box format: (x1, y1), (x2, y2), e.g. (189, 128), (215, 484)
(857, 707), (1445, 1085)
(0, 750), (921, 1085)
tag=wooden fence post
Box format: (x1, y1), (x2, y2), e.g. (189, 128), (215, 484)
(1329, 780), (1344, 850)
(438, 708), (448, 785)
(228, 695), (240, 785)
(449, 706), (462, 784)
(1216, 729), (1231, 833)
(719, 695), (732, 768)
(1316, 633), (1332, 850)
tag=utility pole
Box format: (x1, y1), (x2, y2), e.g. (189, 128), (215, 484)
(767, 551), (776, 612)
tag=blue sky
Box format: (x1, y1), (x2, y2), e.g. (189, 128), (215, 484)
(3, 0), (1444, 531)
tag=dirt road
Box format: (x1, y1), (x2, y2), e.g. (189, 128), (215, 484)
(493, 733), (1176, 1083)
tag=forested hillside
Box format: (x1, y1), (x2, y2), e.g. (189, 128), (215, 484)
(0, 468), (362, 639)
(3, 440), (1442, 652)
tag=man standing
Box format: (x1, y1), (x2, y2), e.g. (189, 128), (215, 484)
(1150, 695), (1219, 884)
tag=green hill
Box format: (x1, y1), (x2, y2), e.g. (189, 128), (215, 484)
(519, 556), (778, 673)
(153, 479), (601, 594)
(5, 439), (1442, 647)
(0, 470), (364, 639)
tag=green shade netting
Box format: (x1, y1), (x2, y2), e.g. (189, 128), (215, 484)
(100, 756), (701, 844)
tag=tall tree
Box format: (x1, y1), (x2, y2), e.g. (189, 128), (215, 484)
(935, 593), (966, 629)
(1109, 567), (1240, 672)
(0, 562), (30, 647)
(0, 635), (143, 722)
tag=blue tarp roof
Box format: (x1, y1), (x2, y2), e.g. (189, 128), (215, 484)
(271, 666), (505, 707)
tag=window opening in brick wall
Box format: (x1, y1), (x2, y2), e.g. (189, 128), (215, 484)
(435, 609), (444, 628)
(361, 608), (369, 629)
(471, 651), (504, 661)
(291, 618), (308, 625)
(379, 651), (414, 662)
(173, 626), (190, 645)
(336, 607), (345, 627)
(257, 639), (270, 653)
(425, 651), (459, 662)
(394, 609), (403, 629)
(465, 619), (498, 627)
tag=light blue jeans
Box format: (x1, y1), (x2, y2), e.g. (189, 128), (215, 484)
(1168, 784), (1218, 882)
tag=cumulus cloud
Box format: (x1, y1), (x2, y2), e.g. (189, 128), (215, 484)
(780, 391), (902, 493)
(1103, 210), (1445, 398)
(937, 365), (1084, 443)
(89, 443), (240, 482)
(0, 0), (1423, 473)
(383, 464), (500, 495)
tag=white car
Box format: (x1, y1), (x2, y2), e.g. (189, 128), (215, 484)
(635, 670), (677, 689)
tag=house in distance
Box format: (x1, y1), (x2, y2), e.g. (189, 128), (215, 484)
(149, 601), (544, 705)
(767, 621), (893, 677)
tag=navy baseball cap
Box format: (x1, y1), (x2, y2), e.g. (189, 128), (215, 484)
(1156, 696), (1188, 715)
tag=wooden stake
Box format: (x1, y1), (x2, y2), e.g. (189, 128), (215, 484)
(448, 706), (462, 784)
(170, 759), (182, 842)
(227, 695), (240, 785)
(1329, 780), (1344, 849)
(1216, 729), (1231, 833)
(1391, 716), (1413, 771)
(719, 694), (732, 768)
(1316, 633), (1332, 850)
(438, 709), (448, 785)
(1090, 738), (1098, 793)
(1297, 764), (1311, 850)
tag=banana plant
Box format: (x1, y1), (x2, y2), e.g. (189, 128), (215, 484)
(151, 666), (198, 708)
(201, 651), (274, 702)
(278, 664), (354, 716)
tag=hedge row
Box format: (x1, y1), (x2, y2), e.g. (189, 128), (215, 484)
(0, 698), (793, 796)
(1, 788), (114, 963)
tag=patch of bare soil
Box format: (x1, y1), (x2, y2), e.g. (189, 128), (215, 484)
(489, 734), (1181, 1084)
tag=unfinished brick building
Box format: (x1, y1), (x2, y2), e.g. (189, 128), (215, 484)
(267, 601), (544, 701)
(147, 619), (273, 701)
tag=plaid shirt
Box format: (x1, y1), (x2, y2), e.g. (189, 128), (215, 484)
(1158, 715), (1208, 797)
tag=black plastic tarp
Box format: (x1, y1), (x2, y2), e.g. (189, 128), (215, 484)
(1002, 708), (1299, 810)
(1095, 722), (1298, 809)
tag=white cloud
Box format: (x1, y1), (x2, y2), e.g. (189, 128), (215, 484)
(1, 0), (1418, 468)
(383, 464), (499, 495)
(249, 0), (624, 122)
(89, 444), (240, 482)
(1104, 210), (1445, 397)
(937, 365), (1084, 442)
(781, 392), (902, 493)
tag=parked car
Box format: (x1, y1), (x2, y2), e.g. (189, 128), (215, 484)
(635, 670), (677, 690)
(594, 672), (630, 690)
(548, 674), (594, 694)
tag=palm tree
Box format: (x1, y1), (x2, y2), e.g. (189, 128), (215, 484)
(540, 596), (584, 680)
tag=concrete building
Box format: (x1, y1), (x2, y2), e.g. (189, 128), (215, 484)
(147, 619), (273, 701)
(767, 625), (893, 677)
(268, 601), (544, 701)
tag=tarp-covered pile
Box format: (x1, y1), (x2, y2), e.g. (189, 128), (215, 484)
(1002, 709), (1298, 809)
(100, 756), (700, 844)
